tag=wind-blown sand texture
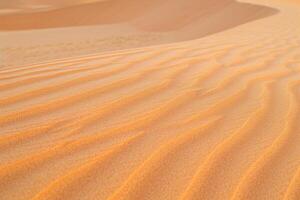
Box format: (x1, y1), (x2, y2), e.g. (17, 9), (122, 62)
(1, 0), (300, 199)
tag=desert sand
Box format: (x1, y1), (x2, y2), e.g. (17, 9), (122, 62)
(0, 0), (300, 199)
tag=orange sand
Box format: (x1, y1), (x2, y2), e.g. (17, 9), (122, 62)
(0, 0), (300, 199)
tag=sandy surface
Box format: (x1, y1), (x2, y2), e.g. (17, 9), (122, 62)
(0, 0), (277, 67)
(0, 0), (300, 199)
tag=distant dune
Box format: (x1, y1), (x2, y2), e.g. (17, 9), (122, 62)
(1, 0), (300, 200)
(0, 0), (277, 66)
(0, 0), (276, 31)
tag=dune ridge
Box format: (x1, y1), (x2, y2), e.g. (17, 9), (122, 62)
(0, 0), (278, 67)
(1, 0), (300, 199)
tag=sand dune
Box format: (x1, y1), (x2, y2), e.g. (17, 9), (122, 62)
(1, 0), (300, 199)
(0, 0), (276, 31)
(0, 0), (277, 67)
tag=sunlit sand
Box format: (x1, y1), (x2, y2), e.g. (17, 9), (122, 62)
(0, 0), (300, 199)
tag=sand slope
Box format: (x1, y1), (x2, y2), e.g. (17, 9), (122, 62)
(0, 0), (276, 31)
(0, 0), (277, 67)
(1, 0), (300, 200)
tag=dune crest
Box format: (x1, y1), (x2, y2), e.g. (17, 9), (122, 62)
(0, 0), (278, 67)
(0, 0), (277, 31)
(1, 0), (300, 200)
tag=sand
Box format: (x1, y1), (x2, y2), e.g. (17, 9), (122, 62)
(0, 0), (300, 199)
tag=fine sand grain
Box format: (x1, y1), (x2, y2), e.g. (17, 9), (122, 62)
(0, 0), (300, 199)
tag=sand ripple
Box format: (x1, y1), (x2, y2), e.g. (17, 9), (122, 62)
(1, 0), (300, 199)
